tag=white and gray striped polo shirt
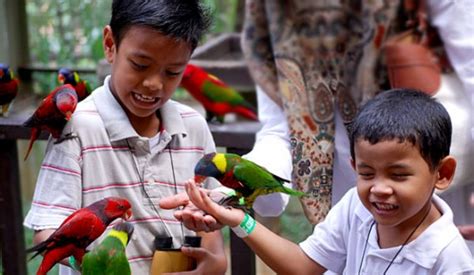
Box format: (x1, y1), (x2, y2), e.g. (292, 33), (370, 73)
(24, 76), (219, 274)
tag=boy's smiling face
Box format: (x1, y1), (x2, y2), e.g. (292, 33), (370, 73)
(103, 25), (192, 123)
(353, 139), (442, 232)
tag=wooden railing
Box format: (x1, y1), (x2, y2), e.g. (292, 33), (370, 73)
(0, 93), (261, 275)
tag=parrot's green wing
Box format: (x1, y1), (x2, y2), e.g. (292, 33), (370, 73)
(233, 159), (303, 196)
(82, 237), (131, 275)
(202, 80), (248, 106)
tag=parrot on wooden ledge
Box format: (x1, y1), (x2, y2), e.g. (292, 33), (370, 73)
(194, 152), (305, 210)
(0, 63), (20, 116)
(180, 63), (258, 123)
(58, 67), (92, 102)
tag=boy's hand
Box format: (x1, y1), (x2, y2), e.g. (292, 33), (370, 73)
(159, 182), (227, 232)
(184, 180), (245, 228)
(163, 246), (226, 275)
(458, 193), (474, 240)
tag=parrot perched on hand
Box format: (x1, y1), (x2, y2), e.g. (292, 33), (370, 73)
(23, 84), (78, 160)
(194, 152), (305, 210)
(180, 63), (258, 123)
(82, 222), (134, 275)
(0, 63), (20, 116)
(26, 197), (132, 275)
(58, 67), (92, 101)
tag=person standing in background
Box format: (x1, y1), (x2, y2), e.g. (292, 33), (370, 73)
(244, 0), (474, 234)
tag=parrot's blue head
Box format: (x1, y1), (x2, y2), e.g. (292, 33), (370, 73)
(194, 152), (223, 183)
(58, 68), (76, 85)
(0, 63), (12, 82)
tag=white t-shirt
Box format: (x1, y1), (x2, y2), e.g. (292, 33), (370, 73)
(299, 188), (474, 274)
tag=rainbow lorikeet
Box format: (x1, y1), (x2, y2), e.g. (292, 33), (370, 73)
(180, 63), (258, 123)
(23, 84), (78, 160)
(0, 63), (20, 116)
(58, 67), (92, 101)
(26, 197), (132, 275)
(194, 153), (305, 210)
(82, 222), (134, 275)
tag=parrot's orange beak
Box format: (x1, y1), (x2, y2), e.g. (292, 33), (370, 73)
(194, 175), (206, 185)
(123, 209), (132, 220)
(58, 75), (65, 84)
(64, 111), (73, 121)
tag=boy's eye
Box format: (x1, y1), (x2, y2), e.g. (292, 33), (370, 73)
(391, 174), (410, 180)
(358, 173), (374, 179)
(166, 70), (182, 77)
(130, 60), (147, 70)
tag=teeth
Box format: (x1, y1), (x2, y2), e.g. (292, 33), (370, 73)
(374, 203), (397, 210)
(133, 93), (156, 103)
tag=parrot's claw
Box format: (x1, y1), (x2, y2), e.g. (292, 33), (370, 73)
(54, 132), (77, 144)
(217, 196), (250, 212)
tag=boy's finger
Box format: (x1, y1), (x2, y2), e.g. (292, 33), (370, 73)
(159, 192), (189, 209)
(180, 246), (207, 260)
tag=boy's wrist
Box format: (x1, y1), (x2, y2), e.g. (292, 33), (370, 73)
(230, 212), (256, 238)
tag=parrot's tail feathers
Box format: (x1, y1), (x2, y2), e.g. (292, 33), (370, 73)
(26, 239), (50, 260)
(24, 128), (40, 161)
(281, 186), (305, 197)
(233, 106), (258, 121)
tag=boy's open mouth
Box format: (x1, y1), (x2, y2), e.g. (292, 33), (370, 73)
(372, 202), (398, 211)
(133, 92), (159, 103)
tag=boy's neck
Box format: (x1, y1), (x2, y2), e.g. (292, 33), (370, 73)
(129, 112), (161, 138)
(376, 202), (441, 248)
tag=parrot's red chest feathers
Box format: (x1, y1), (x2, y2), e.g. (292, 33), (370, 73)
(222, 170), (244, 190)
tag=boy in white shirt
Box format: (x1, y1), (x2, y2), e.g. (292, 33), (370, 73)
(162, 89), (474, 274)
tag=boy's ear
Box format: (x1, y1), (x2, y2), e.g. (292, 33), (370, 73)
(103, 25), (116, 63)
(434, 156), (456, 191)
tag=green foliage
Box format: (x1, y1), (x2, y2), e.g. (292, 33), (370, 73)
(25, 0), (239, 96)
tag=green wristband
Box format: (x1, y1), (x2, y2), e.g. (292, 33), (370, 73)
(68, 256), (81, 271)
(231, 212), (256, 238)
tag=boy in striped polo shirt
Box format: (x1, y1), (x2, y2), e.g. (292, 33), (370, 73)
(24, 1), (227, 274)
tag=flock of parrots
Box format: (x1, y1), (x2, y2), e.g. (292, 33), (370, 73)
(0, 63), (305, 274)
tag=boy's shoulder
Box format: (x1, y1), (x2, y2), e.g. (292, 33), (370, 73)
(164, 100), (209, 128)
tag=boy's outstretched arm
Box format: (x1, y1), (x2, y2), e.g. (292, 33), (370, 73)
(168, 180), (327, 275)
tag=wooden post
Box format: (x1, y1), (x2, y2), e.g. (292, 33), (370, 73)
(226, 147), (256, 275)
(0, 0), (29, 68)
(0, 140), (27, 275)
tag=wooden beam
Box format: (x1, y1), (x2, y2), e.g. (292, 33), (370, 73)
(0, 139), (27, 275)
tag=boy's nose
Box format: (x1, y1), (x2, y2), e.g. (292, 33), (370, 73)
(143, 74), (164, 92)
(370, 181), (393, 196)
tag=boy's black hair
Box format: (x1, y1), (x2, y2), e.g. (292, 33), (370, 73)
(110, 0), (211, 50)
(349, 89), (452, 171)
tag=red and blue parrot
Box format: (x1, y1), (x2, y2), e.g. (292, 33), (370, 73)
(58, 67), (92, 101)
(0, 63), (20, 116)
(180, 63), (258, 123)
(26, 197), (132, 275)
(23, 84), (78, 160)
